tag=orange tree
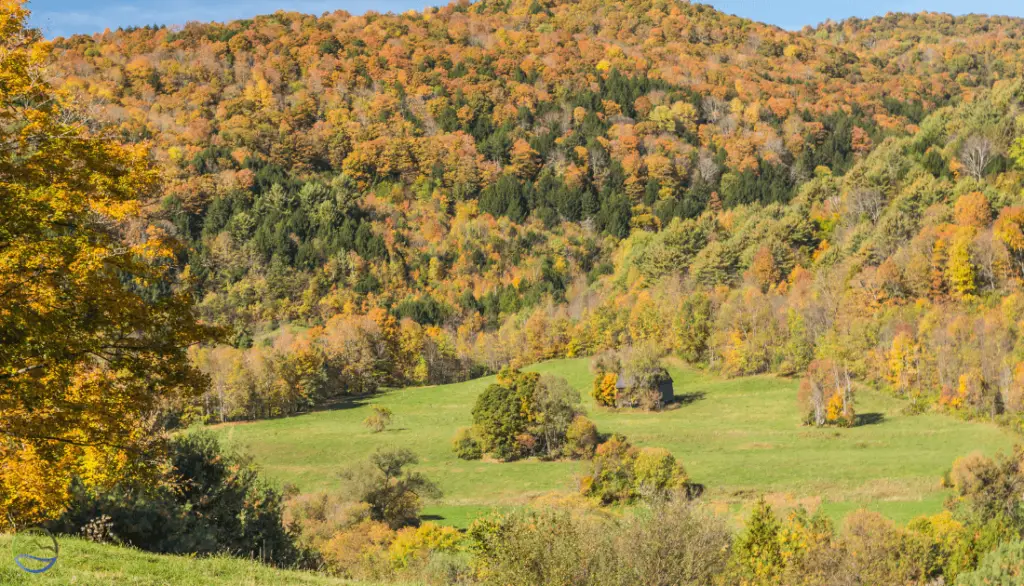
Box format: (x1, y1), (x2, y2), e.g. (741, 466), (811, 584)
(0, 1), (213, 523)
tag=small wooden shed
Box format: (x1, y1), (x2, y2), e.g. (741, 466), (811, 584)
(615, 369), (674, 406)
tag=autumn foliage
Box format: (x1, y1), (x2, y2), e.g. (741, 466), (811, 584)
(13, 0), (1024, 530)
(0, 1), (212, 523)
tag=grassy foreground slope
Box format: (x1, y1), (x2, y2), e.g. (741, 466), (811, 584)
(0, 535), (353, 585)
(215, 359), (1017, 527)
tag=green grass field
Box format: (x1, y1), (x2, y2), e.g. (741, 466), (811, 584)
(0, 534), (356, 585)
(213, 359), (1018, 527)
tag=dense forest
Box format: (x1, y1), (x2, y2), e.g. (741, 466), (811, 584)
(10, 0), (1024, 581)
(42, 0), (1024, 427)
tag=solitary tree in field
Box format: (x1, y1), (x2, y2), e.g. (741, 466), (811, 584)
(341, 447), (441, 529)
(363, 405), (394, 433)
(0, 2), (213, 523)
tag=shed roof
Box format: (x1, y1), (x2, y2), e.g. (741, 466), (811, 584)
(615, 369), (673, 389)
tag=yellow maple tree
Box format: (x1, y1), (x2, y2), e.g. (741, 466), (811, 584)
(0, 1), (214, 523)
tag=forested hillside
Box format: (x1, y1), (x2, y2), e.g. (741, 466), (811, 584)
(37, 0), (1024, 426)
(12, 0), (1024, 582)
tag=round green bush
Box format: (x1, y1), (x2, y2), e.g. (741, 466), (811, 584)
(452, 427), (483, 460)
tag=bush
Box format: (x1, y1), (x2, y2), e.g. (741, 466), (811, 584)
(633, 447), (688, 499)
(613, 500), (732, 586)
(732, 498), (786, 583)
(947, 447), (1024, 533)
(318, 519), (394, 579)
(582, 435), (690, 504)
(907, 511), (978, 582)
(364, 405), (394, 432)
(291, 502), (468, 582)
(840, 510), (933, 584)
(285, 491), (371, 550)
(584, 434), (638, 504)
(592, 371), (618, 406)
(469, 508), (604, 585)
(388, 522), (463, 569)
(452, 426), (483, 460)
(958, 539), (1024, 585)
(47, 431), (299, 566)
(420, 550), (475, 585)
(565, 415), (599, 458)
(591, 351), (621, 407)
(469, 500), (732, 586)
(727, 500), (844, 585)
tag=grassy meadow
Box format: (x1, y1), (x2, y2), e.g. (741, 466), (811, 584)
(0, 535), (358, 586)
(213, 358), (1018, 527)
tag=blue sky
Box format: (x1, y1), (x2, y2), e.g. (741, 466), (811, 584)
(26, 0), (1024, 38)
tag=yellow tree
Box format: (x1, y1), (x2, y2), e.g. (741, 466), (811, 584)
(954, 191), (991, 228)
(508, 139), (539, 181)
(994, 206), (1024, 277)
(0, 2), (213, 523)
(946, 227), (977, 299)
(747, 245), (779, 292)
(887, 331), (920, 395)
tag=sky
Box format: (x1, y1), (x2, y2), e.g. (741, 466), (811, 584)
(25, 0), (1024, 39)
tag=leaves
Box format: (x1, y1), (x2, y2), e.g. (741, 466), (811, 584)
(0, 2), (214, 523)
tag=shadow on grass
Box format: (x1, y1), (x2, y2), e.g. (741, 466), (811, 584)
(419, 514), (445, 522)
(670, 391), (707, 407)
(856, 412), (885, 426)
(251, 394), (377, 422)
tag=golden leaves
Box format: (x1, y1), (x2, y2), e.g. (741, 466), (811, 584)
(0, 2), (212, 523)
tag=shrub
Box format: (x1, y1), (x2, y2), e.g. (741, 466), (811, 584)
(958, 539), (1024, 585)
(468, 509), (603, 585)
(47, 431), (299, 566)
(614, 500), (732, 586)
(727, 500), (841, 584)
(582, 435), (690, 504)
(947, 447), (1024, 543)
(388, 522), (464, 569)
(319, 519), (394, 579)
(285, 491), (371, 549)
(288, 498), (466, 582)
(633, 447), (688, 498)
(565, 415), (599, 458)
(592, 371), (619, 406)
(420, 551), (475, 585)
(469, 500), (732, 586)
(452, 426), (483, 460)
(840, 510), (933, 584)
(585, 434), (638, 504)
(591, 350), (622, 407)
(364, 405), (394, 432)
(777, 508), (842, 584)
